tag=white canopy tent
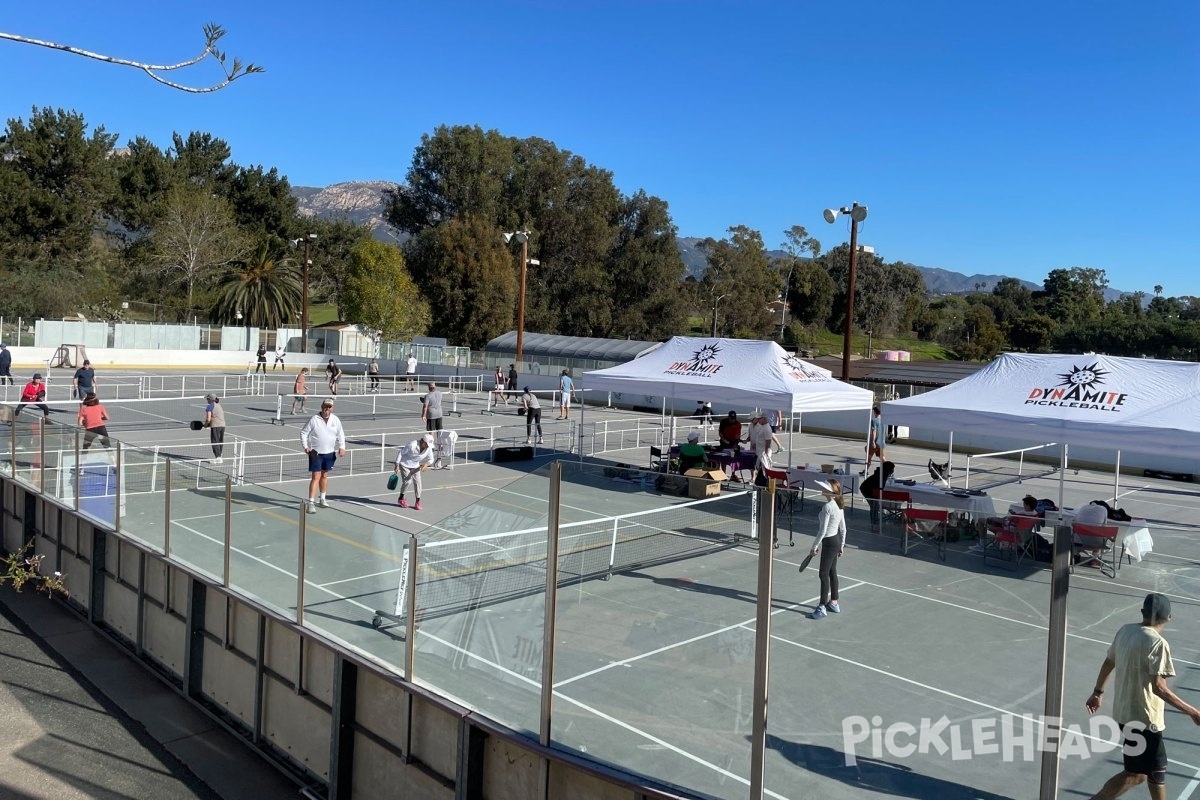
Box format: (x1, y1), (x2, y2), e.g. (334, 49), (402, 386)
(880, 352), (1200, 458)
(882, 352), (1200, 799)
(582, 337), (876, 465)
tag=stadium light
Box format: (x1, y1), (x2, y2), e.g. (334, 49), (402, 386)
(822, 202), (868, 382)
(291, 233), (318, 353)
(503, 230), (532, 363)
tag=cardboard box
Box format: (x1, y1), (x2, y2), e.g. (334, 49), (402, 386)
(820, 464), (835, 474)
(684, 468), (727, 499)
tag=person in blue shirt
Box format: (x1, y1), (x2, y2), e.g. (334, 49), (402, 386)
(557, 369), (575, 420)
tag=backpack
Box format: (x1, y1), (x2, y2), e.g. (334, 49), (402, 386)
(1034, 498), (1058, 517)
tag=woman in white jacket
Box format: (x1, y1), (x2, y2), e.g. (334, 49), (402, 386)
(808, 479), (847, 619)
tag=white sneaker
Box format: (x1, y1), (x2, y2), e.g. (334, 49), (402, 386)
(525, 438), (532, 445)
(536, 437), (544, 444)
(212, 457), (224, 465)
(318, 497), (330, 508)
(306, 503), (317, 514)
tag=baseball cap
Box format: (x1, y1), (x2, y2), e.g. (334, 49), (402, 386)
(1142, 593), (1172, 623)
(687, 430), (700, 442)
(205, 393), (217, 402)
(32, 373), (42, 380)
(523, 386), (531, 392)
(321, 398), (334, 408)
(813, 479), (838, 494)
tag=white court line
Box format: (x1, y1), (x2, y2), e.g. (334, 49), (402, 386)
(1178, 767), (1200, 800)
(768, 631), (1200, 773)
(416, 628), (791, 800)
(318, 566), (403, 589)
(556, 582), (866, 688)
(169, 520), (379, 615)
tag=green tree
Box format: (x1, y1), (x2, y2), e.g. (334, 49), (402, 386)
(148, 187), (248, 318)
(1035, 267), (1107, 328)
(789, 260), (837, 328)
(699, 226), (778, 338)
(341, 240), (430, 341)
(607, 191), (688, 339)
(405, 217), (516, 349)
(777, 225), (821, 337)
(212, 243), (300, 328)
(296, 218), (374, 319)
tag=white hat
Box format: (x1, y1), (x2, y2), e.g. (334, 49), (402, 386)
(814, 479), (838, 494)
(687, 430), (700, 442)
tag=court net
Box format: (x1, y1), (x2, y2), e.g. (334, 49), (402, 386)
(271, 391), (458, 424)
(412, 490), (754, 619)
(962, 442), (1061, 490)
(0, 396), (212, 432)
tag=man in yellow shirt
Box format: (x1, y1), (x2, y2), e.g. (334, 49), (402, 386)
(1085, 593), (1200, 799)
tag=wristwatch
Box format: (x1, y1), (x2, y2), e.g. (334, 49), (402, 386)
(1092, 688), (1104, 695)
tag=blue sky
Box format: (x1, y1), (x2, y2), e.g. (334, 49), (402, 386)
(1, 2), (1196, 296)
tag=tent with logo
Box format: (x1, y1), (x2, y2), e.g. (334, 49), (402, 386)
(880, 352), (1200, 459)
(581, 336), (875, 413)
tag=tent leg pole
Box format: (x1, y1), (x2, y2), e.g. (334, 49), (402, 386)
(947, 432), (954, 486)
(787, 413), (794, 468)
(1113, 450), (1121, 502)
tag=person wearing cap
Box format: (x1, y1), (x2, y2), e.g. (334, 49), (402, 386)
(300, 399), (346, 513)
(557, 369), (575, 420)
(421, 382), (444, 432)
(78, 392), (111, 450)
(203, 394), (226, 464)
(1085, 593), (1200, 798)
(255, 343), (268, 374)
(521, 386), (543, 444)
(72, 358), (97, 400)
(273, 343), (286, 370)
(0, 343), (12, 386)
(15, 373), (50, 420)
(392, 435), (435, 511)
(678, 430), (708, 473)
(506, 363), (518, 392)
(807, 479), (847, 620)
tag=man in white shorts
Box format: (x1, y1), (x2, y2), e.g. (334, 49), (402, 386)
(558, 369), (575, 420)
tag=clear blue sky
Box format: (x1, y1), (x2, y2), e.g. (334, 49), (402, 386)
(1, 2), (1196, 296)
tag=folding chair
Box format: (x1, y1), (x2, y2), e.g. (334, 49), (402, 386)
(763, 467), (804, 547)
(875, 489), (911, 529)
(648, 445), (668, 473)
(903, 507), (948, 560)
(983, 515), (1039, 570)
(1071, 522), (1119, 578)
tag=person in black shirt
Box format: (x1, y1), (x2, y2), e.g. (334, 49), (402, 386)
(860, 461), (896, 524)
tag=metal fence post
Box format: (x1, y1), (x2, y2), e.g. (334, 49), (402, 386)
(73, 427), (81, 512)
(114, 440), (122, 531)
(748, 482), (776, 799)
(297, 500), (307, 626)
(403, 536), (418, 681)
(164, 457), (172, 557)
(539, 462), (562, 748)
(223, 475), (232, 587)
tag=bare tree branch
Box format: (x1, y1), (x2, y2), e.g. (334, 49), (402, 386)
(0, 23), (263, 93)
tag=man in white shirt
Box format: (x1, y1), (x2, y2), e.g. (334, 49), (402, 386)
(273, 344), (286, 370)
(405, 353), (418, 391)
(749, 413), (781, 474)
(393, 436), (435, 510)
(1085, 593), (1200, 799)
(300, 399), (346, 513)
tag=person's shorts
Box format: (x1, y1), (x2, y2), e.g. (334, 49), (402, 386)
(560, 394), (571, 409)
(426, 417), (443, 432)
(308, 451), (337, 473)
(1123, 727), (1167, 777)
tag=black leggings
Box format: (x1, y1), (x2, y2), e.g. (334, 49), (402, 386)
(83, 426), (111, 450)
(526, 408), (542, 437)
(818, 544), (840, 605)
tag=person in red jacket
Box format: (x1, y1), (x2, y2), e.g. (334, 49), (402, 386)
(15, 373), (50, 420)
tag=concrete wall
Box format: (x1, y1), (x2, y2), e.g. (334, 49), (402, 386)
(0, 475), (699, 800)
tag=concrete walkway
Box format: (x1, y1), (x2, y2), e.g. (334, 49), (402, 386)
(0, 587), (300, 800)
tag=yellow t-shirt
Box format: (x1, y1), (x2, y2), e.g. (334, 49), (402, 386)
(1109, 623), (1175, 730)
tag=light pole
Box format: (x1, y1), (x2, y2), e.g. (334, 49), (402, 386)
(823, 202), (868, 382)
(292, 233), (318, 353)
(503, 230), (532, 363)
(712, 293), (728, 337)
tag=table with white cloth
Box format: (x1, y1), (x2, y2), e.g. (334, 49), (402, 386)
(786, 467), (860, 510)
(890, 481), (997, 518)
(1042, 509), (1154, 563)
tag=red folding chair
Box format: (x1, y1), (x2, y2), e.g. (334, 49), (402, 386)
(983, 515), (1040, 569)
(876, 489), (911, 529)
(903, 507), (948, 560)
(1072, 522), (1119, 578)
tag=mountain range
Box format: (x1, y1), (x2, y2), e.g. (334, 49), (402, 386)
(294, 181), (1122, 299)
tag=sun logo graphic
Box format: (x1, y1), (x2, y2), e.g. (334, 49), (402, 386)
(782, 354), (827, 381)
(1027, 362), (1127, 412)
(665, 342), (725, 376)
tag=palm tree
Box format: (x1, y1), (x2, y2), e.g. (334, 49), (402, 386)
(1154, 284), (1163, 298)
(213, 243), (301, 328)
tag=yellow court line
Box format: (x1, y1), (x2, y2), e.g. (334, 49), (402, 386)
(250, 502), (406, 565)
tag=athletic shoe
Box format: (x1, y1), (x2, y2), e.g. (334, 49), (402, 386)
(414, 500), (423, 511)
(536, 437), (544, 444)
(811, 606), (827, 620)
(306, 503), (317, 514)
(826, 601), (841, 614)
(525, 438), (532, 444)
(398, 497), (408, 508)
(212, 457), (223, 465)
(318, 498), (330, 508)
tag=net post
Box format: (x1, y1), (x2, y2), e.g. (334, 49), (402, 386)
(964, 455), (971, 491)
(605, 517), (620, 579)
(296, 499), (307, 626)
(274, 393), (282, 425)
(235, 439), (245, 486)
